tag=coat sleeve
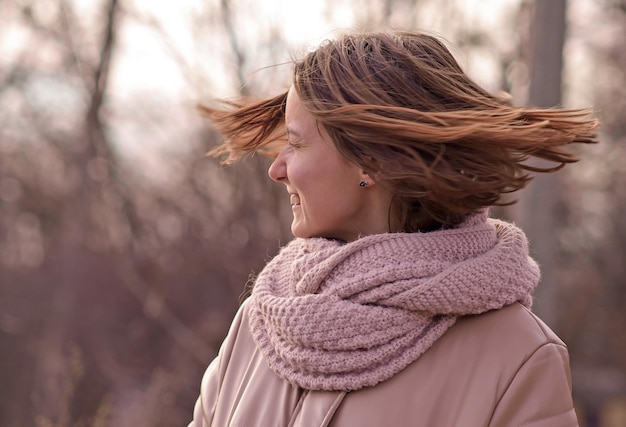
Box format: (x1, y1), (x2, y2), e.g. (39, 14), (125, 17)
(489, 342), (579, 427)
(188, 303), (248, 427)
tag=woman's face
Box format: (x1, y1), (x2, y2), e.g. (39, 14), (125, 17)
(268, 87), (391, 242)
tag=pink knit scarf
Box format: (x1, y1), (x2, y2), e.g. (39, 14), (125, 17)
(248, 211), (539, 391)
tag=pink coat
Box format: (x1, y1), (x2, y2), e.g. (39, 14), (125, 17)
(188, 301), (578, 426)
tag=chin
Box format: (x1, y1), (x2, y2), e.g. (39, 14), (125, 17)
(290, 226), (307, 239)
(291, 226), (319, 240)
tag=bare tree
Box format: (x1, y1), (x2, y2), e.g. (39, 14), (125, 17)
(515, 0), (626, 423)
(1, 0), (293, 424)
(515, 0), (567, 326)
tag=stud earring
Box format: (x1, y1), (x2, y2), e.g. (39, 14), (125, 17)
(359, 181), (369, 187)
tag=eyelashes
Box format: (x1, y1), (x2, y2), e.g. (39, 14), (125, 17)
(287, 138), (305, 149)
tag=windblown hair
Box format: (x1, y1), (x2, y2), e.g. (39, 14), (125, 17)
(200, 31), (598, 231)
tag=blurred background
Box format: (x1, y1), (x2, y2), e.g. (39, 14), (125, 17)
(0, 0), (624, 425)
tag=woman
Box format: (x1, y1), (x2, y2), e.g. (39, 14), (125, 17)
(189, 31), (598, 426)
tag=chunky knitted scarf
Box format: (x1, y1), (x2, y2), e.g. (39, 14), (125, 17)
(248, 211), (539, 391)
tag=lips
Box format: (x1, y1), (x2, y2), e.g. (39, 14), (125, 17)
(290, 194), (301, 206)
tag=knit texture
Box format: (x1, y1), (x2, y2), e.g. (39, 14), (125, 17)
(248, 211), (539, 391)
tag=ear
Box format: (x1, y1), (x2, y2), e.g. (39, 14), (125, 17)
(359, 170), (377, 187)
(357, 154), (385, 186)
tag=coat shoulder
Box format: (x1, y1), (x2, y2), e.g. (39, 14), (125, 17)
(329, 303), (573, 427)
(456, 302), (567, 355)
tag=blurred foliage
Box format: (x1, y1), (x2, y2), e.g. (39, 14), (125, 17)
(0, 0), (624, 426)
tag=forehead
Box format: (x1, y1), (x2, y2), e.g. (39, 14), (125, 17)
(255, 87), (311, 158)
(285, 86), (316, 134)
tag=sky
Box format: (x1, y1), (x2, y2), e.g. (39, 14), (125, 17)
(110, 0), (523, 101)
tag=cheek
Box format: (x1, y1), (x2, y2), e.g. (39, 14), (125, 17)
(289, 161), (329, 193)
(300, 169), (341, 199)
(288, 152), (361, 206)
(303, 176), (360, 216)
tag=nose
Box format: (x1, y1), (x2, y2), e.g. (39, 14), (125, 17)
(268, 150), (286, 183)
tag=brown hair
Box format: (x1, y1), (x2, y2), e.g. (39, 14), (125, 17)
(200, 31), (598, 231)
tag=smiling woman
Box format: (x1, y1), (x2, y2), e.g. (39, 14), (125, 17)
(267, 87), (393, 242)
(192, 30), (598, 427)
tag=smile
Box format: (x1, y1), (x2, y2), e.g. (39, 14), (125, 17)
(290, 194), (301, 206)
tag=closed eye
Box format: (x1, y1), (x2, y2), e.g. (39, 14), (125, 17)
(287, 138), (305, 149)
(286, 127), (305, 149)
